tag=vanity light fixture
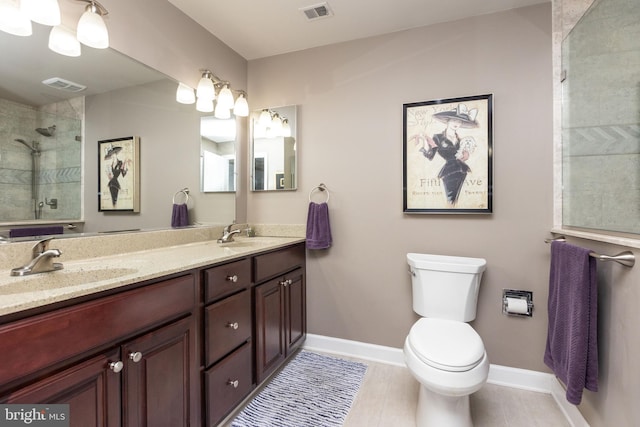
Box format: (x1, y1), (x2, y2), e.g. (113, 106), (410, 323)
(176, 82), (196, 104)
(186, 69), (249, 117)
(259, 109), (272, 126)
(254, 109), (292, 139)
(282, 118), (292, 137)
(76, 0), (109, 49)
(23, 0), (61, 26)
(0, 0), (33, 36)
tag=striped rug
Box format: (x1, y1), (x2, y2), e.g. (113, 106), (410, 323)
(231, 351), (368, 427)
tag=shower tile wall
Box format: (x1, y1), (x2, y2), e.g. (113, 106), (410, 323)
(561, 0), (640, 233)
(0, 97), (82, 222)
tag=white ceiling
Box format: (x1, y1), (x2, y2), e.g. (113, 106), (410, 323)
(168, 0), (548, 60)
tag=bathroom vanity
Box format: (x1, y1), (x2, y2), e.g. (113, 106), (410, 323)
(0, 236), (306, 427)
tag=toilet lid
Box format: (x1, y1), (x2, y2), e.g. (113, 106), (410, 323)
(408, 318), (485, 372)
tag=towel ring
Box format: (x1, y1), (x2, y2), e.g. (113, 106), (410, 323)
(309, 183), (330, 203)
(173, 188), (190, 204)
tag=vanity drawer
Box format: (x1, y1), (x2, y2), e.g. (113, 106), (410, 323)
(254, 243), (305, 283)
(204, 258), (252, 303)
(205, 341), (253, 426)
(205, 289), (251, 367)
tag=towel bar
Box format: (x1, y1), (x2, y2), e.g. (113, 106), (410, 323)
(545, 236), (635, 267)
(309, 183), (330, 203)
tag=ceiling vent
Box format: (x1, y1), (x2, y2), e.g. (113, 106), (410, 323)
(42, 77), (87, 92)
(300, 2), (334, 21)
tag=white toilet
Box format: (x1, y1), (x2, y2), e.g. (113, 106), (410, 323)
(404, 253), (489, 427)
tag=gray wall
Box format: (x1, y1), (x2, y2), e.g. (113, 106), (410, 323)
(248, 4), (554, 371)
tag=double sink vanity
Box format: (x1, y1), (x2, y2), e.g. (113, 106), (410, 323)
(0, 227), (307, 426)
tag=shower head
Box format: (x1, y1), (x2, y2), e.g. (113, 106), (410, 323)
(36, 125), (56, 137)
(13, 139), (40, 154)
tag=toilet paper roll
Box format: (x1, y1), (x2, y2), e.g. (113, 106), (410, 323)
(505, 297), (529, 315)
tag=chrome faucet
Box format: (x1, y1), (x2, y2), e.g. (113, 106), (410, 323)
(10, 238), (63, 276)
(217, 224), (242, 243)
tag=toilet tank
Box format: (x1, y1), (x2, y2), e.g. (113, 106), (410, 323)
(407, 253), (486, 322)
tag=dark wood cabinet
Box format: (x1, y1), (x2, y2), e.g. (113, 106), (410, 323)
(0, 274), (198, 427)
(254, 243), (306, 384)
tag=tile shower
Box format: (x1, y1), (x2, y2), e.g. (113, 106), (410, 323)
(561, 0), (640, 234)
(0, 97), (82, 222)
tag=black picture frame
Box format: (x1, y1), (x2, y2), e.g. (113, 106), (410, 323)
(403, 94), (493, 214)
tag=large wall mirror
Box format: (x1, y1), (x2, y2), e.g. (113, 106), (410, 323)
(0, 24), (236, 237)
(561, 0), (639, 235)
(251, 105), (297, 191)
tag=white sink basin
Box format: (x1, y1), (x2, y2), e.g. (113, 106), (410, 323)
(0, 267), (139, 295)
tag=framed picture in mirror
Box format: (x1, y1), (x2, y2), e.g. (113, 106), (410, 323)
(403, 94), (493, 214)
(98, 136), (141, 212)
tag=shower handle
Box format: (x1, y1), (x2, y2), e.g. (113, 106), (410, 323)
(45, 198), (58, 209)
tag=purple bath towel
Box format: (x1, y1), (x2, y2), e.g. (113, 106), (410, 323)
(306, 202), (332, 250)
(171, 203), (189, 228)
(544, 241), (598, 405)
(9, 226), (64, 238)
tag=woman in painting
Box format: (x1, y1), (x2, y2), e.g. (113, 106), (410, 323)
(104, 144), (129, 208)
(417, 104), (478, 205)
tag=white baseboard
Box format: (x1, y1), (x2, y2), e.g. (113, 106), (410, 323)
(303, 334), (589, 427)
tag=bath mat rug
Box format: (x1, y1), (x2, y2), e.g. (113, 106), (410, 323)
(230, 350), (368, 427)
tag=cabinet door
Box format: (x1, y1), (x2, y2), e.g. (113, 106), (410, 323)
(122, 316), (197, 427)
(0, 348), (121, 427)
(284, 268), (306, 354)
(254, 277), (285, 384)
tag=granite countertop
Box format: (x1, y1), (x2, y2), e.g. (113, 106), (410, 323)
(0, 236), (304, 317)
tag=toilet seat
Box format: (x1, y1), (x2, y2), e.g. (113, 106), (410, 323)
(408, 318), (485, 372)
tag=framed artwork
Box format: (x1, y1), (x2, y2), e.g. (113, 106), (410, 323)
(98, 136), (140, 212)
(403, 94), (493, 214)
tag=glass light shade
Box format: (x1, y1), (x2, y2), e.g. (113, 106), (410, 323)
(77, 7), (109, 49)
(233, 94), (249, 117)
(196, 76), (215, 100)
(196, 97), (214, 113)
(214, 102), (231, 119)
(0, 0), (32, 36)
(271, 113), (283, 136)
(176, 83), (196, 104)
(48, 26), (81, 57)
(24, 0), (61, 26)
(259, 109), (272, 127)
(217, 84), (234, 109)
(282, 119), (292, 137)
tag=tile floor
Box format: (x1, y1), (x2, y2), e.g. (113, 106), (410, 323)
(224, 354), (571, 427)
(344, 358), (571, 427)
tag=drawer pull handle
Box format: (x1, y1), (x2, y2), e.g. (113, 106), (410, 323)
(227, 322), (239, 330)
(227, 379), (239, 388)
(129, 351), (143, 363)
(226, 275), (238, 283)
(109, 361), (124, 373)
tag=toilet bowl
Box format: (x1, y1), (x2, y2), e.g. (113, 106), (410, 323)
(405, 253), (488, 427)
(404, 318), (489, 427)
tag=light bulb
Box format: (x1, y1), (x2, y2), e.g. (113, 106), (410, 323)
(196, 97), (214, 113)
(233, 94), (249, 117)
(196, 73), (215, 100)
(282, 119), (292, 137)
(77, 3), (109, 49)
(0, 0), (32, 36)
(271, 113), (283, 136)
(176, 83), (196, 104)
(49, 26), (81, 57)
(24, 0), (61, 26)
(217, 84), (234, 109)
(259, 109), (272, 127)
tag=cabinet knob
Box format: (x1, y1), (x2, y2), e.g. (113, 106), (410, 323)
(227, 379), (239, 388)
(280, 279), (292, 287)
(226, 322), (239, 330)
(129, 351), (143, 363)
(226, 275), (238, 283)
(109, 361), (124, 373)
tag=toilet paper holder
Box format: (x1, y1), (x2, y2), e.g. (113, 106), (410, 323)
(502, 289), (534, 317)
